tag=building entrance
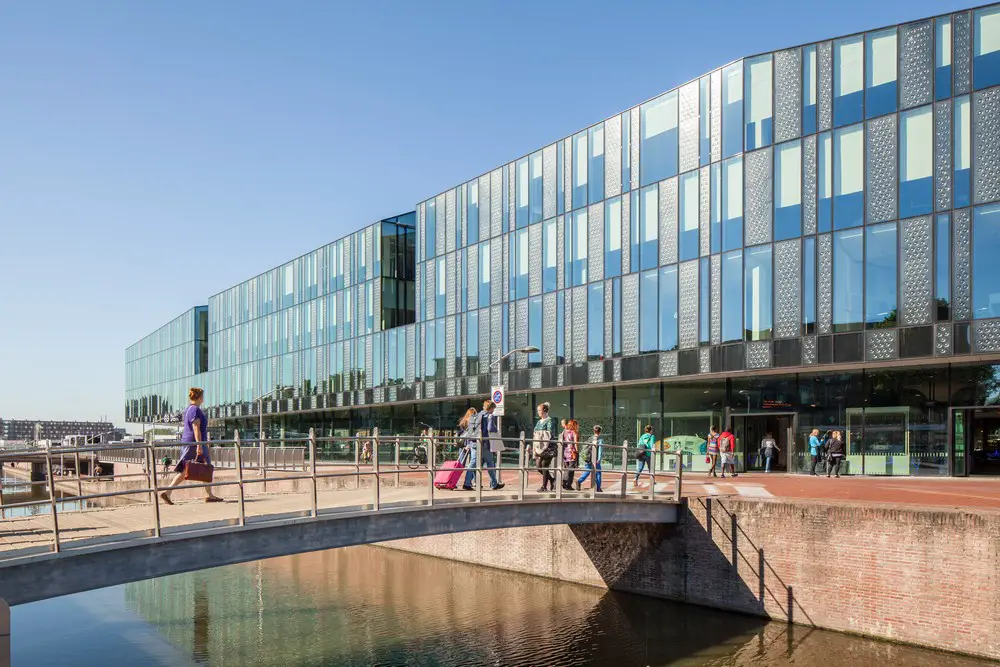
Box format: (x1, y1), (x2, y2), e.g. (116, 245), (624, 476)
(729, 413), (794, 472)
(956, 407), (1000, 476)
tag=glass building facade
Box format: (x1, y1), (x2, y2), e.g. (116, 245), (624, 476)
(127, 5), (1000, 477)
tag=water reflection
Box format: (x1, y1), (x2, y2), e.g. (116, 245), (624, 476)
(13, 546), (995, 666)
(0, 475), (87, 517)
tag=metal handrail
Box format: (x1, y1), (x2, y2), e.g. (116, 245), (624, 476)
(0, 429), (683, 556)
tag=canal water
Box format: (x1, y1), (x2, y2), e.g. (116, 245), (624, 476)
(0, 475), (87, 517)
(11, 545), (993, 667)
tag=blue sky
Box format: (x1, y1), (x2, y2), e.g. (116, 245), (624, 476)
(0, 0), (971, 425)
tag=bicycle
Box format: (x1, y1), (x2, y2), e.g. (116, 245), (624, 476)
(407, 444), (428, 469)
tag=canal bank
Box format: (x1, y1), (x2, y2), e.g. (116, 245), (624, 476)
(380, 497), (1000, 661)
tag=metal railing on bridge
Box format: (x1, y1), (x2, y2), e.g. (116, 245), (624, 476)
(0, 430), (683, 557)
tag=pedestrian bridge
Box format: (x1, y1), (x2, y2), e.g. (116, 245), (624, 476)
(0, 433), (683, 605)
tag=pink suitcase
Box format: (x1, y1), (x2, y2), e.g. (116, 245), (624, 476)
(434, 454), (466, 490)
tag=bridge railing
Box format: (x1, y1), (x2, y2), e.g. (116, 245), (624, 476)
(0, 431), (682, 557)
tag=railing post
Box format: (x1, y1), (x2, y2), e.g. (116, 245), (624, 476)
(233, 430), (246, 527)
(146, 444), (162, 538)
(394, 437), (400, 487)
(517, 431), (525, 501)
(0, 597), (9, 667)
(674, 450), (683, 502)
(354, 436), (361, 490)
(649, 447), (656, 500)
(308, 428), (318, 518)
(427, 435), (435, 507)
(372, 428), (380, 511)
(73, 451), (83, 498)
(44, 452), (60, 553)
(475, 433), (483, 504)
(590, 441), (597, 500)
(555, 439), (563, 500)
(620, 440), (629, 499)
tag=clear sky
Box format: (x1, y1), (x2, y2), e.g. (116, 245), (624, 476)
(0, 0), (971, 426)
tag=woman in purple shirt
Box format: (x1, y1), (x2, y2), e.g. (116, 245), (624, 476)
(160, 387), (223, 504)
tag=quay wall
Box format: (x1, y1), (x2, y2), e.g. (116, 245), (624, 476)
(381, 497), (1000, 661)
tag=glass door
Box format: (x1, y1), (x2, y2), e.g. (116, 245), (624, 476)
(952, 409), (967, 476)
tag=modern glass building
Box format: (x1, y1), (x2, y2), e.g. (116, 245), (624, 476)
(127, 4), (1000, 477)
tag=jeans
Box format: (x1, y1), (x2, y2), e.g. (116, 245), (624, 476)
(463, 448), (499, 488)
(577, 462), (602, 488)
(810, 454), (821, 474)
(634, 458), (648, 483)
(828, 455), (843, 477)
(764, 453), (775, 472)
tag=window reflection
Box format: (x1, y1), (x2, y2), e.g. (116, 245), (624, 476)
(511, 229), (529, 299)
(621, 112), (631, 191)
(640, 91), (679, 186)
(659, 266), (678, 351)
(516, 157), (529, 228)
(803, 45), (818, 136)
(589, 125), (605, 204)
(425, 200), (437, 260)
(834, 36), (864, 127)
(775, 140), (802, 240)
(833, 124), (863, 229)
(745, 55), (773, 150)
(640, 270), (658, 354)
(900, 106), (933, 218)
(935, 214), (950, 321)
(639, 185), (659, 270)
(587, 284), (603, 360)
(605, 198), (622, 278)
(865, 223), (897, 328)
(722, 62), (744, 158)
(573, 131), (588, 210)
(818, 132), (833, 232)
(543, 219), (558, 292)
(612, 278), (622, 357)
(710, 163), (722, 253)
(529, 297), (542, 365)
(478, 241), (491, 308)
(974, 6), (1000, 90)
(803, 237), (816, 334)
(833, 229), (864, 332)
(557, 141), (565, 214)
(722, 250), (743, 343)
(467, 310), (480, 375)
(744, 245), (772, 340)
(865, 29), (897, 119)
(973, 204), (1000, 319)
(936, 18), (952, 100)
(530, 152), (544, 224)
(699, 77), (711, 165)
(565, 210), (589, 287)
(722, 156), (743, 251)
(955, 96), (971, 208)
(679, 171), (700, 261)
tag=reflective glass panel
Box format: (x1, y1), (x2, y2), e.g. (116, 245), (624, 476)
(744, 245), (773, 340)
(699, 76), (711, 166)
(630, 190), (640, 273)
(745, 55), (773, 150)
(640, 91), (679, 186)
(640, 269), (658, 354)
(974, 6), (1000, 90)
(955, 95), (971, 208)
(803, 236), (816, 333)
(513, 229), (529, 299)
(699, 258), (710, 345)
(833, 228), (864, 331)
(478, 241), (490, 308)
(833, 124), (864, 230)
(621, 112), (631, 192)
(803, 45), (818, 136)
(605, 198), (622, 278)
(679, 171), (700, 261)
(935, 214), (950, 320)
(722, 250), (744, 343)
(530, 151), (544, 224)
(587, 284), (604, 360)
(973, 203), (1000, 319)
(612, 278), (622, 357)
(775, 140), (802, 240)
(710, 163), (722, 253)
(936, 17), (952, 100)
(659, 266), (678, 351)
(573, 131), (588, 210)
(818, 132), (833, 232)
(640, 185), (659, 270)
(516, 157), (529, 228)
(529, 296), (542, 365)
(557, 141), (565, 214)
(865, 29), (898, 119)
(900, 106), (933, 218)
(834, 36), (864, 127)
(543, 219), (558, 292)
(425, 200), (437, 259)
(722, 62), (744, 158)
(722, 156), (744, 251)
(467, 181), (479, 244)
(589, 125), (605, 204)
(865, 222), (897, 328)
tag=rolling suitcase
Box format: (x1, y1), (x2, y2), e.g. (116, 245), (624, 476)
(434, 451), (468, 490)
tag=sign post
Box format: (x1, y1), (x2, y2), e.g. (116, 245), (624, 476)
(491, 386), (506, 416)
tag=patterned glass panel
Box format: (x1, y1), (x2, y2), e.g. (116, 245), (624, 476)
(746, 341), (772, 369)
(678, 260), (699, 348)
(605, 116), (622, 198)
(557, 215), (565, 291)
(659, 177), (678, 265)
(973, 87), (1000, 204)
(710, 70), (722, 163)
(588, 203), (605, 282)
(436, 194), (447, 259)
(973, 320), (1000, 353)
(445, 316), (457, 378)
(621, 196), (631, 273)
(744, 148), (773, 245)
(866, 114), (898, 223)
(774, 238), (802, 338)
(622, 273), (639, 356)
(954, 11), (971, 96)
(529, 223), (543, 296)
(774, 48), (803, 143)
(445, 189), (457, 253)
(629, 109), (640, 191)
(803, 134), (817, 235)
(866, 329), (898, 361)
(818, 41), (833, 131)
(710, 253), (722, 344)
(679, 81), (700, 173)
(818, 233), (833, 334)
(467, 244), (478, 309)
(900, 215), (933, 326)
(446, 252), (456, 316)
(900, 21), (933, 109)
(604, 278), (614, 357)
(953, 208), (972, 320)
(700, 166), (711, 256)
(543, 144), (557, 220)
(935, 323), (953, 356)
(935, 100), (953, 211)
(543, 293), (557, 365)
(490, 169), (503, 238)
(479, 175), (491, 242)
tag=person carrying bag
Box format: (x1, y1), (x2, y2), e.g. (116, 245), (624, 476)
(532, 402), (555, 492)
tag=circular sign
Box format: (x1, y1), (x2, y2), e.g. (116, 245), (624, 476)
(492, 389), (503, 404)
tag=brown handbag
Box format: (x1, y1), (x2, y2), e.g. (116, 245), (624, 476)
(184, 458), (214, 483)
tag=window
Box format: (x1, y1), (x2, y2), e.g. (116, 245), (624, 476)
(557, 141), (565, 214)
(973, 204), (1000, 319)
(722, 156), (743, 251)
(630, 190), (640, 273)
(424, 321), (437, 380)
(974, 6), (1000, 90)
(436, 258), (446, 315)
(529, 297), (542, 365)
(936, 18), (952, 100)
(834, 36), (864, 127)
(478, 241), (491, 308)
(621, 112), (631, 191)
(605, 198), (622, 277)
(640, 91), (679, 186)
(516, 157), (529, 228)
(722, 62), (744, 158)
(955, 95), (971, 208)
(866, 223), (897, 328)
(722, 251), (743, 343)
(935, 214), (950, 320)
(699, 76), (711, 165)
(530, 151), (543, 224)
(679, 171), (700, 261)
(900, 106), (933, 218)
(466, 181), (479, 245)
(640, 185), (659, 270)
(512, 229), (529, 299)
(425, 200), (437, 259)
(659, 266), (678, 351)
(589, 125), (605, 204)
(699, 258), (710, 344)
(543, 219), (558, 292)
(612, 279), (622, 357)
(467, 310), (479, 375)
(818, 132), (832, 232)
(556, 292), (565, 362)
(775, 140), (802, 240)
(745, 55), (773, 150)
(565, 209), (588, 286)
(744, 245), (772, 340)
(587, 284), (603, 360)
(710, 163), (722, 253)
(833, 229), (864, 331)
(573, 131), (588, 210)
(866, 29), (897, 119)
(803, 45), (818, 135)
(640, 270), (658, 353)
(833, 124), (864, 230)
(803, 236), (816, 333)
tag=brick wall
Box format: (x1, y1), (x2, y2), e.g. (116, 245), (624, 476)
(382, 498), (1000, 660)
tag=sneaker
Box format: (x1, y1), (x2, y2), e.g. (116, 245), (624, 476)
(159, 493), (174, 506)
(596, 487), (603, 493)
(492, 482), (505, 490)
(462, 486), (474, 491)
(537, 486), (548, 492)
(733, 473), (739, 478)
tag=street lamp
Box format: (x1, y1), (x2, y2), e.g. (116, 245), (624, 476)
(489, 345), (539, 432)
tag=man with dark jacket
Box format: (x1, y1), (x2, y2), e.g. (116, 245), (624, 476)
(827, 430), (845, 478)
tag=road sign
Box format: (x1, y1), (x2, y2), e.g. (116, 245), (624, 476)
(491, 386), (505, 416)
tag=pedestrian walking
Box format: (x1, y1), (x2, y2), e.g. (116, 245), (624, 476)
(634, 425), (655, 487)
(759, 433), (779, 473)
(706, 426), (720, 477)
(160, 387), (223, 505)
(462, 401), (505, 491)
(827, 430), (846, 478)
(719, 428), (738, 478)
(808, 429), (823, 475)
(560, 419), (580, 491)
(531, 402), (556, 492)
(576, 425), (604, 492)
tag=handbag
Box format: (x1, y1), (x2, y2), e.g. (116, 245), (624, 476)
(532, 430), (553, 457)
(184, 457), (214, 483)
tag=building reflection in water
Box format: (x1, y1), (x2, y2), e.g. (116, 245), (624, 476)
(124, 546), (992, 667)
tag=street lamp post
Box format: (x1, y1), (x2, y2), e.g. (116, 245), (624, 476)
(489, 344), (540, 439)
(257, 388), (283, 474)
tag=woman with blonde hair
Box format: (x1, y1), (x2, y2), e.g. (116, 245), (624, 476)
(160, 388), (223, 505)
(560, 419), (580, 491)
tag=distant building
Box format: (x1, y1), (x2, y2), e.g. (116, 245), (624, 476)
(0, 419), (124, 443)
